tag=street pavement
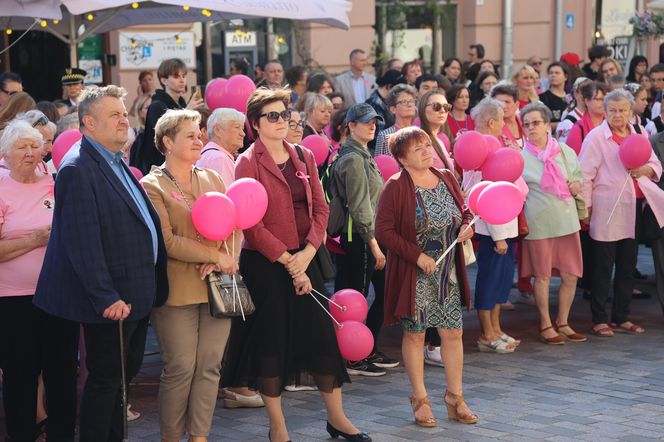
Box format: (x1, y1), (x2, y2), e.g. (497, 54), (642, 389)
(2, 246), (664, 441)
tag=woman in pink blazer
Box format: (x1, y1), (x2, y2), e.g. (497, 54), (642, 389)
(221, 88), (370, 442)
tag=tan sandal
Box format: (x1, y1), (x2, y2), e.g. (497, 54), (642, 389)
(539, 326), (565, 345)
(444, 390), (478, 424)
(409, 395), (437, 427)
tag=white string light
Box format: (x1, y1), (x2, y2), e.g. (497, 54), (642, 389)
(0, 18), (40, 56)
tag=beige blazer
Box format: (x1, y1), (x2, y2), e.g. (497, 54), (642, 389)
(141, 166), (239, 306)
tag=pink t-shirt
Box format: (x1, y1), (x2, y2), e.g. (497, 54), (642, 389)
(195, 141), (236, 188)
(0, 173), (55, 296)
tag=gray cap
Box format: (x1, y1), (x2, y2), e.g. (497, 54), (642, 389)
(345, 103), (384, 126)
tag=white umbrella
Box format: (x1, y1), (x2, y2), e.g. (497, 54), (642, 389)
(1, 0), (352, 65)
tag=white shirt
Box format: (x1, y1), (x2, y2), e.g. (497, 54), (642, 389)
(350, 71), (368, 103)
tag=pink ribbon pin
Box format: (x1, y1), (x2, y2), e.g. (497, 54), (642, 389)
(171, 191), (184, 201)
(295, 171), (310, 182)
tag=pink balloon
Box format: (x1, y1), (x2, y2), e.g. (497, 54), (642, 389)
(220, 75), (256, 113)
(129, 166), (143, 180)
(481, 148), (524, 182)
(476, 181), (524, 225)
(468, 181), (492, 214)
(226, 178), (268, 229)
(335, 320), (374, 361)
(191, 192), (237, 240)
(329, 289), (368, 323)
(454, 130), (488, 171)
(301, 135), (330, 166)
(52, 129), (82, 170)
(205, 77), (228, 110)
(619, 134), (651, 169)
(374, 155), (400, 182)
(483, 134), (502, 154)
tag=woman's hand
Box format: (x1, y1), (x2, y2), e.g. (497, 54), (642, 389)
(218, 252), (239, 275)
(197, 263), (218, 280)
(581, 206), (592, 225)
(416, 253), (436, 275)
(293, 273), (312, 295)
(457, 223), (473, 243)
(30, 226), (51, 247)
(568, 181), (581, 196)
(494, 240), (508, 255)
(630, 166), (655, 179)
(277, 251), (293, 265)
(285, 246), (316, 277)
(369, 239), (386, 270)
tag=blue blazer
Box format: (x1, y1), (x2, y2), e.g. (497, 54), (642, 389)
(33, 137), (168, 323)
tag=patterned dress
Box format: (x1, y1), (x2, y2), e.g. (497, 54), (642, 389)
(401, 181), (463, 332)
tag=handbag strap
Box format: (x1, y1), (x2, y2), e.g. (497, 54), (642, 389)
(557, 144), (573, 182)
(162, 167), (201, 243)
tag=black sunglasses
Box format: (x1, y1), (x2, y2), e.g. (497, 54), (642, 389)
(260, 110), (291, 123)
(32, 115), (49, 128)
(426, 102), (452, 113)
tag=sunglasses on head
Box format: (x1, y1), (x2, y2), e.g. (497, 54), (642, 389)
(32, 115), (49, 127)
(1, 89), (17, 96)
(427, 102), (452, 112)
(260, 110), (291, 123)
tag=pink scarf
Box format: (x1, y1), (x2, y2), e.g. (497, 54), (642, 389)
(524, 135), (572, 201)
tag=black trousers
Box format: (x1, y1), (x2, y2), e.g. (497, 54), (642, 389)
(650, 237), (664, 315)
(335, 234), (385, 349)
(79, 317), (148, 442)
(0, 297), (79, 442)
(577, 230), (594, 292)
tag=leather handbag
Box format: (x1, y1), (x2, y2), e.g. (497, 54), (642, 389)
(207, 272), (256, 318)
(559, 146), (589, 220)
(517, 209), (529, 239)
(462, 240), (476, 265)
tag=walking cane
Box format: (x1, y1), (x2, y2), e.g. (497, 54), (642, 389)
(119, 316), (129, 442)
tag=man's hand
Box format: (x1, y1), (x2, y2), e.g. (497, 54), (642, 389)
(186, 97), (205, 110)
(630, 166), (655, 179)
(103, 300), (131, 321)
(369, 240), (386, 270)
(494, 240), (508, 255)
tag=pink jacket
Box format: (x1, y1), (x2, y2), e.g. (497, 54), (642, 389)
(580, 120), (662, 242)
(235, 138), (329, 262)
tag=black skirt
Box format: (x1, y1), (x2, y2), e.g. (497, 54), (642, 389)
(221, 248), (350, 397)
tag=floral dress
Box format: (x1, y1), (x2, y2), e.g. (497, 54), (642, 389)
(400, 181), (463, 332)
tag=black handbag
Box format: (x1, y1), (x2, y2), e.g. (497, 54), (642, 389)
(207, 272), (256, 318)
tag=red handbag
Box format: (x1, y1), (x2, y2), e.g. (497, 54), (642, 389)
(517, 209), (529, 240)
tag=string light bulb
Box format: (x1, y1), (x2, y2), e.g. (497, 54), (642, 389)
(202, 9), (211, 17)
(277, 36), (285, 44)
(40, 20), (48, 28)
(182, 5), (190, 11)
(87, 13), (94, 21)
(5, 29), (12, 35)
(132, 2), (139, 8)
(53, 20), (60, 24)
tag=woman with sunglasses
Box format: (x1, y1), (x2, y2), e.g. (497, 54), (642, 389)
(446, 85), (475, 139)
(222, 89), (370, 442)
(418, 90), (454, 167)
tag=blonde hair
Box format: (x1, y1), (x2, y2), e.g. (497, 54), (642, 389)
(154, 109), (201, 154)
(511, 64), (539, 104)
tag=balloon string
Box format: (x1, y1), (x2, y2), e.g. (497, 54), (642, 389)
(224, 240), (246, 321)
(308, 290), (342, 327)
(310, 288), (345, 310)
(606, 175), (630, 225)
(435, 215), (479, 266)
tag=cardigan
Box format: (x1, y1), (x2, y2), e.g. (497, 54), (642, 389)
(141, 166), (237, 306)
(235, 138), (329, 262)
(376, 168), (474, 326)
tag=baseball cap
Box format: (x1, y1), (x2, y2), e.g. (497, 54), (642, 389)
(560, 52), (581, 67)
(345, 103), (384, 125)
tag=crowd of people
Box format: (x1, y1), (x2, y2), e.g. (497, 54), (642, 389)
(1, 42), (664, 442)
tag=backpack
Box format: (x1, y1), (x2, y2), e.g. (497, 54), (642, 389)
(564, 113), (578, 124)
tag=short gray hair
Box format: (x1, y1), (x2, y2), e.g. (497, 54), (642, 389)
(56, 113), (79, 138)
(470, 97), (504, 128)
(604, 88), (634, 111)
(0, 120), (43, 157)
(207, 108), (246, 139)
(154, 109), (201, 154)
(387, 84), (417, 108)
(78, 85), (127, 128)
(520, 102), (553, 124)
(303, 93), (332, 116)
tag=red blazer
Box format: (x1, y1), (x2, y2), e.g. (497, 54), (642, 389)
(376, 168), (474, 326)
(235, 138), (329, 262)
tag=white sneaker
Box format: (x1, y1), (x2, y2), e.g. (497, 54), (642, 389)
(424, 346), (444, 367)
(284, 384), (318, 392)
(514, 292), (536, 306)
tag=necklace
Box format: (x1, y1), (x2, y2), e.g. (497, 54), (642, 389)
(278, 160), (288, 172)
(163, 167), (200, 243)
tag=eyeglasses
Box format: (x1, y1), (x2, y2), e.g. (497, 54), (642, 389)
(259, 110), (291, 123)
(32, 115), (49, 128)
(426, 102), (452, 113)
(1, 88), (17, 96)
(396, 99), (416, 106)
(531, 61), (543, 66)
(288, 120), (306, 130)
(522, 120), (546, 129)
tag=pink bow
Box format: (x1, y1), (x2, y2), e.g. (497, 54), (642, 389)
(295, 171), (310, 182)
(171, 191), (184, 201)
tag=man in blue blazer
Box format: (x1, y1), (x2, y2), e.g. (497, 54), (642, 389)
(33, 85), (168, 442)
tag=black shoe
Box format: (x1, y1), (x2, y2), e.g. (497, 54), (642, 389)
(633, 289), (652, 299)
(346, 360), (386, 377)
(367, 351), (400, 368)
(326, 421), (371, 442)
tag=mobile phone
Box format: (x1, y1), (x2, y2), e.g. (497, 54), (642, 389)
(190, 85), (202, 103)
